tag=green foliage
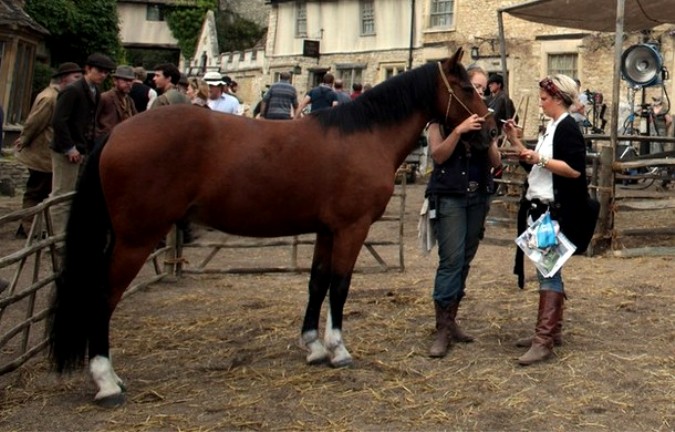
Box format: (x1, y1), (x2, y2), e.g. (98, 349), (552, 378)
(25, 0), (124, 67)
(165, 0), (218, 60)
(216, 12), (267, 53)
(31, 62), (54, 101)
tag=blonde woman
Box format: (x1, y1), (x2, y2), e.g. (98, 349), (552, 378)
(187, 78), (210, 108)
(504, 74), (598, 366)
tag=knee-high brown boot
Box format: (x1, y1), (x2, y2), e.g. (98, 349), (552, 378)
(518, 290), (564, 366)
(429, 302), (452, 358)
(515, 296), (563, 347)
(448, 300), (475, 342)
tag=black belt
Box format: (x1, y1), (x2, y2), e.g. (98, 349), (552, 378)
(468, 181), (480, 192)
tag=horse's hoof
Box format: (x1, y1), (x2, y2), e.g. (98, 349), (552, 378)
(329, 344), (353, 368)
(94, 392), (126, 408)
(330, 356), (353, 368)
(305, 342), (330, 365)
(306, 351), (330, 365)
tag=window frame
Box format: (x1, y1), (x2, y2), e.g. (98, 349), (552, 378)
(547, 53), (578, 79)
(335, 65), (365, 91)
(381, 63), (406, 81)
(429, 0), (455, 29)
(360, 0), (375, 36)
(6, 40), (35, 125)
(295, 1), (307, 38)
(146, 4), (165, 22)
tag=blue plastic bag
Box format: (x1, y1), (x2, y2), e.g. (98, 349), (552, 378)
(536, 212), (558, 249)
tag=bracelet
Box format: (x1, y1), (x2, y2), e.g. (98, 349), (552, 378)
(537, 155), (550, 168)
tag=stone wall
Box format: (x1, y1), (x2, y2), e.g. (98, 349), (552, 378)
(0, 154), (28, 197)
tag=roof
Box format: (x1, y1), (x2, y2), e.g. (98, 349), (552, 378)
(500, 0), (675, 33)
(0, 0), (48, 35)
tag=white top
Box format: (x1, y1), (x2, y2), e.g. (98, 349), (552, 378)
(208, 93), (240, 114)
(526, 112), (569, 202)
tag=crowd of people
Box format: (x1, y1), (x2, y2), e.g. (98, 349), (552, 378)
(6, 52), (600, 367)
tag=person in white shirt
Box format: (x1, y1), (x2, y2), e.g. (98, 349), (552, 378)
(203, 71), (240, 114)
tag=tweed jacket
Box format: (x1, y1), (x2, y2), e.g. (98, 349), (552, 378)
(51, 77), (100, 154)
(14, 84), (59, 172)
(95, 89), (137, 139)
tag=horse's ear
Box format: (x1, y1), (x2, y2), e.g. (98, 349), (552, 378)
(448, 47), (464, 69)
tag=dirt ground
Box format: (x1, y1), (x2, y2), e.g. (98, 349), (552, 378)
(0, 182), (673, 431)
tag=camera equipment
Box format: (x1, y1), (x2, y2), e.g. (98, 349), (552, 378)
(621, 43), (665, 88)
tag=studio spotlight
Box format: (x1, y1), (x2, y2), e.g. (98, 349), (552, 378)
(620, 43), (665, 87)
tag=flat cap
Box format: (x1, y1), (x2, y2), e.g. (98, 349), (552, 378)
(85, 53), (117, 72)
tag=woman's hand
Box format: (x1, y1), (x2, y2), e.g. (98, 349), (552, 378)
(455, 114), (484, 135)
(519, 149), (541, 165)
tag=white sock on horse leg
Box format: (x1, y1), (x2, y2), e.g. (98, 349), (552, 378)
(90, 355), (123, 400)
(300, 330), (329, 364)
(324, 307), (353, 367)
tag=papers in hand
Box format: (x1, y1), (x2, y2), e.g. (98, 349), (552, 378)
(515, 211), (577, 278)
(418, 198), (436, 255)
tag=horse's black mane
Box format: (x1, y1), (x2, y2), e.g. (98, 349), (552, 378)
(312, 59), (468, 134)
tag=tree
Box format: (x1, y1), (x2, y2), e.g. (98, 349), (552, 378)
(165, 0), (218, 61)
(165, 1), (266, 60)
(216, 11), (266, 53)
(25, 0), (124, 66)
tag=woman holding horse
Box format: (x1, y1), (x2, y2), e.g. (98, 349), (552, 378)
(425, 65), (501, 358)
(504, 74), (597, 366)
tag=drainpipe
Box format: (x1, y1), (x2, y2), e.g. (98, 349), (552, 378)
(408, 0), (416, 70)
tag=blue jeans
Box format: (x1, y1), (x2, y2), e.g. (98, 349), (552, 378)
(537, 269), (564, 293)
(431, 192), (490, 306)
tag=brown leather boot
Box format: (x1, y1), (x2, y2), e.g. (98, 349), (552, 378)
(518, 290), (564, 366)
(515, 297), (563, 347)
(429, 302), (452, 358)
(448, 300), (475, 342)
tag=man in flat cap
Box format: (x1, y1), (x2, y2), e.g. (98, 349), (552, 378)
(13, 62), (82, 238)
(486, 74), (516, 139)
(95, 65), (137, 139)
(50, 52), (116, 237)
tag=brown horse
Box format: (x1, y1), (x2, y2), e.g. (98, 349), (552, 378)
(48, 48), (497, 406)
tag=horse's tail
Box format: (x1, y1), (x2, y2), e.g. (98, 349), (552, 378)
(48, 138), (113, 373)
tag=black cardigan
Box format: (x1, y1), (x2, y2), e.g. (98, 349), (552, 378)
(514, 115), (594, 287)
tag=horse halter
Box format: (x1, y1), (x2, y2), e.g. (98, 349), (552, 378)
(437, 61), (480, 124)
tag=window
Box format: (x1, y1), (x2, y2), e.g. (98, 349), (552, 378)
(382, 64), (406, 80)
(296, 2), (307, 38)
(7, 41), (35, 124)
(361, 0), (375, 36)
(548, 53), (578, 78)
(337, 67), (364, 90)
(146, 5), (165, 21)
(430, 0), (454, 28)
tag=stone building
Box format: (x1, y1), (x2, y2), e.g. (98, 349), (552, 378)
(0, 0), (49, 146)
(257, 0), (675, 138)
